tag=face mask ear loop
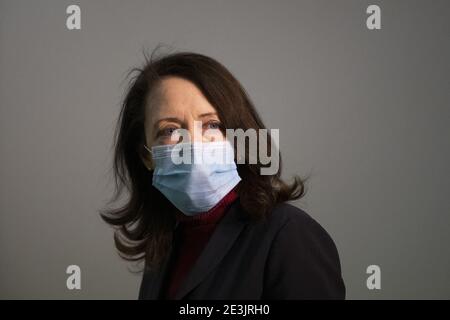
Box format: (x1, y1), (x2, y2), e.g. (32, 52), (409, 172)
(144, 144), (152, 155)
(143, 145), (153, 171)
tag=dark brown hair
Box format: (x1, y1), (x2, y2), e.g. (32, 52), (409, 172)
(100, 50), (309, 269)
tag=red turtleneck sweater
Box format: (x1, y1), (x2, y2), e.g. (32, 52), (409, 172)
(163, 188), (239, 300)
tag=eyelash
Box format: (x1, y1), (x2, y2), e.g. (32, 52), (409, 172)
(156, 120), (223, 138)
(205, 120), (223, 130)
(157, 127), (178, 137)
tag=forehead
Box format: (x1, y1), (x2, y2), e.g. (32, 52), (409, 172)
(147, 76), (216, 120)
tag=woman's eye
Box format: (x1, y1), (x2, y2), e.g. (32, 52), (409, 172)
(205, 121), (222, 130)
(159, 127), (178, 137)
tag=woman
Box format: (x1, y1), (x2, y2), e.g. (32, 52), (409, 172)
(101, 51), (346, 299)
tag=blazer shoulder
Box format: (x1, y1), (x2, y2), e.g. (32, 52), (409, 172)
(267, 202), (339, 249)
(263, 202), (346, 299)
(268, 202), (318, 230)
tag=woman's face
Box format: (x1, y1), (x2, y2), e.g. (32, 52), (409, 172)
(142, 76), (225, 169)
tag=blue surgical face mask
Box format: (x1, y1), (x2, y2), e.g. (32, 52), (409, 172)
(145, 140), (241, 216)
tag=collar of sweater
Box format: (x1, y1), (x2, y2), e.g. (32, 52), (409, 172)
(174, 188), (239, 227)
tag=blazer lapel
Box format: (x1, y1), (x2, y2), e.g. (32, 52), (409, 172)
(174, 200), (248, 299)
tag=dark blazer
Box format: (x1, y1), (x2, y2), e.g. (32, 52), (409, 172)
(138, 200), (346, 300)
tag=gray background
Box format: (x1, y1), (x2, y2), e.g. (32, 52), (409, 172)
(1, 0), (449, 299)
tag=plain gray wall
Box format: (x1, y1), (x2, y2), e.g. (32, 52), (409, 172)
(1, 0), (449, 299)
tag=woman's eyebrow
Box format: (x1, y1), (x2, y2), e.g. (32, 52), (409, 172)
(153, 117), (183, 130)
(152, 113), (219, 131)
(198, 112), (218, 118)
